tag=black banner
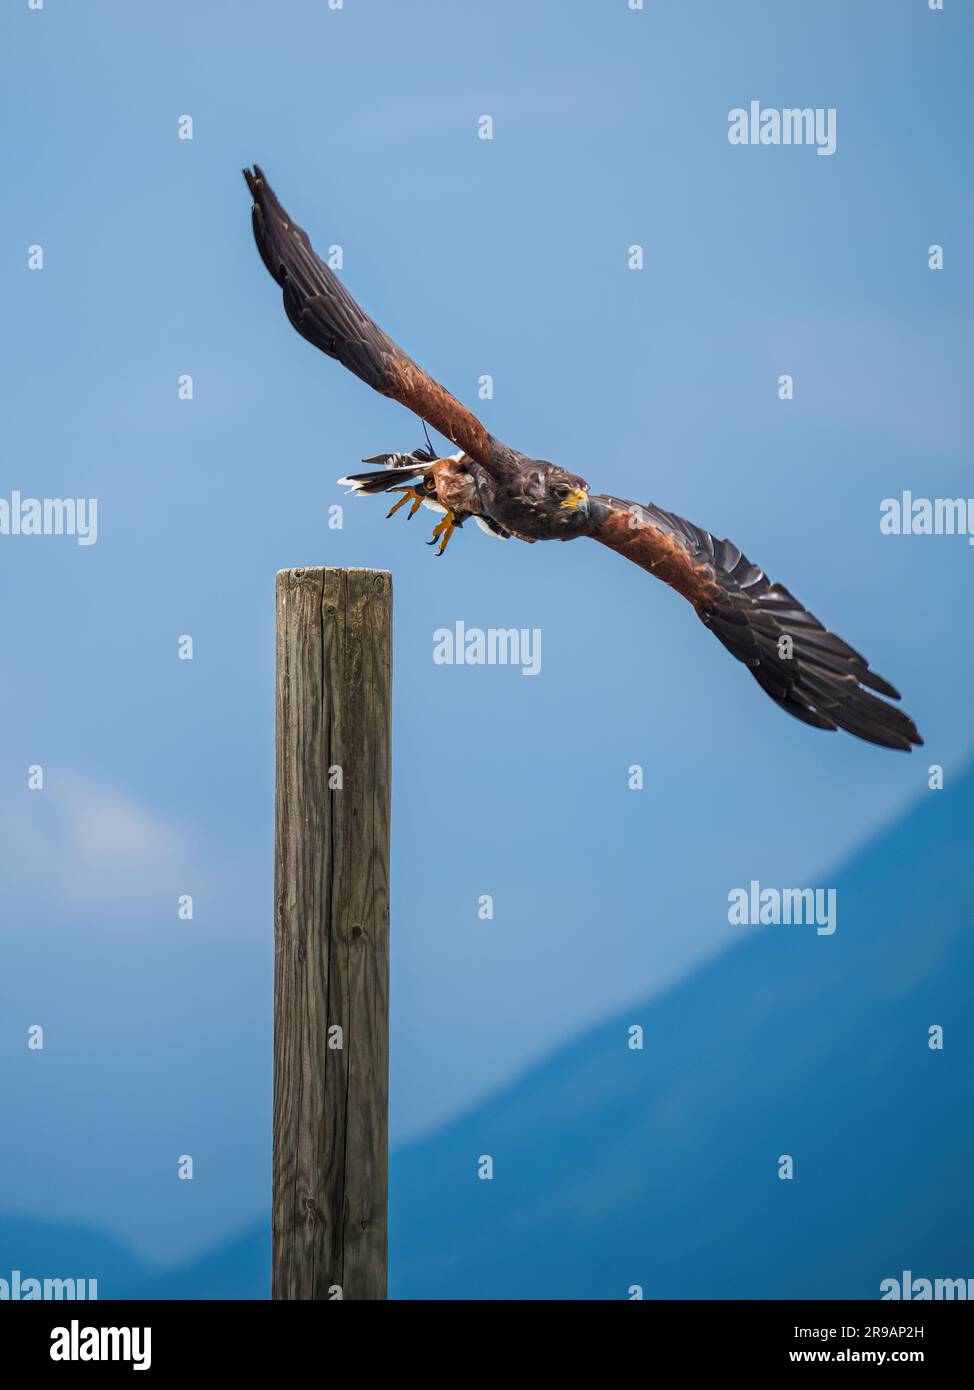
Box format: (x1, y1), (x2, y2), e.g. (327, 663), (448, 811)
(2, 1299), (968, 1374)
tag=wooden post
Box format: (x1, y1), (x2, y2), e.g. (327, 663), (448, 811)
(273, 567), (392, 1300)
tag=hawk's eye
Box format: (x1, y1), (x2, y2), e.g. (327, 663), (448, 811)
(553, 482), (570, 499)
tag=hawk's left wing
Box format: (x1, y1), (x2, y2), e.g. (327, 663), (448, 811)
(243, 165), (496, 470)
(588, 494), (922, 750)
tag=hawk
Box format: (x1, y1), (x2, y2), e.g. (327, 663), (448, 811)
(243, 166), (922, 752)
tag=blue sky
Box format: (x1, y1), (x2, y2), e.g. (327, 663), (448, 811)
(1, 0), (971, 1268)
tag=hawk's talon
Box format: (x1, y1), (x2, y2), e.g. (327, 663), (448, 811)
(385, 485), (426, 520)
(427, 510), (460, 556)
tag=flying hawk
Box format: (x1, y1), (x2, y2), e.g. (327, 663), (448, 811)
(243, 166), (922, 752)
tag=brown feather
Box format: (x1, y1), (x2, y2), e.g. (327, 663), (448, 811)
(589, 495), (922, 750)
(243, 166), (494, 469)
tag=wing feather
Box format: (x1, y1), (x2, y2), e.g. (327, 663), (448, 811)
(589, 495), (922, 750)
(243, 166), (494, 468)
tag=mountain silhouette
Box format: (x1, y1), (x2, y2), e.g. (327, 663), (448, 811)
(389, 762), (972, 1298)
(3, 766), (970, 1298)
(0, 1214), (152, 1298)
(125, 1224), (270, 1300)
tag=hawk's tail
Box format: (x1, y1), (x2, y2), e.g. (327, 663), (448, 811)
(337, 450), (434, 495)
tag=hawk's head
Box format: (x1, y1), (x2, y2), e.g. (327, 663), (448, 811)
(495, 459), (592, 540)
(533, 462), (590, 532)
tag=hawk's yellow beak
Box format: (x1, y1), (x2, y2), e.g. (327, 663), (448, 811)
(559, 486), (589, 512)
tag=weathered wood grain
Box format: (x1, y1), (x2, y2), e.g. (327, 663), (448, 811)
(273, 567), (392, 1300)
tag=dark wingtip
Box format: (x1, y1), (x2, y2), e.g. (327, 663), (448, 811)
(243, 165), (268, 199)
(861, 668), (901, 700)
(894, 719), (923, 750)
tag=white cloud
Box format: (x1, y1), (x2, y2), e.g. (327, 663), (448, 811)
(1, 771), (210, 921)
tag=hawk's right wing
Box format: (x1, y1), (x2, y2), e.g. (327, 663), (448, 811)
(588, 494), (922, 750)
